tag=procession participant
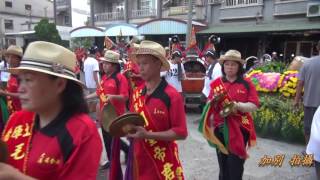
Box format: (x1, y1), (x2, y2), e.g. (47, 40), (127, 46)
(199, 50), (259, 180)
(199, 50), (222, 111)
(127, 40), (188, 179)
(163, 50), (186, 95)
(0, 45), (23, 115)
(0, 41), (102, 179)
(306, 106), (320, 180)
(294, 40), (320, 146)
(86, 50), (129, 180)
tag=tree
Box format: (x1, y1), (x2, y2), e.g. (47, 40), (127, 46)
(34, 18), (62, 45)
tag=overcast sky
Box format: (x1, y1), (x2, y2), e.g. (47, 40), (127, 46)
(71, 0), (90, 27)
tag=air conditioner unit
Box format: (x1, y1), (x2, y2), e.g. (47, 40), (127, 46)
(307, 3), (320, 17)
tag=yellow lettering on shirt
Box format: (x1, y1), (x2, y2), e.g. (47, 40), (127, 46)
(10, 143), (25, 160)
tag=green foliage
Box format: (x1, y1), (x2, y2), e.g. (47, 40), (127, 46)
(34, 18), (62, 45)
(70, 37), (93, 50)
(253, 93), (304, 143)
(254, 61), (288, 73)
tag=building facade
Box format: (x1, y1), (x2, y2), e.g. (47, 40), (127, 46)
(201, 0), (320, 60)
(93, 0), (206, 26)
(54, 0), (72, 26)
(87, 0), (320, 59)
(0, 0), (54, 48)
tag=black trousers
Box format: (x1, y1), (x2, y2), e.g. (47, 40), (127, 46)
(214, 126), (249, 180)
(102, 128), (129, 161)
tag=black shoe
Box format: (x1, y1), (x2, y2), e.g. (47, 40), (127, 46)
(100, 162), (110, 170)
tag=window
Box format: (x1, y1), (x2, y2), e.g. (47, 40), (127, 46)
(25, 4), (32, 10)
(225, 0), (258, 6)
(4, 19), (13, 30)
(64, 15), (70, 25)
(5, 1), (12, 8)
(139, 0), (151, 10)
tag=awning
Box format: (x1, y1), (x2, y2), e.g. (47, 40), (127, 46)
(138, 18), (207, 35)
(199, 21), (320, 34)
(105, 23), (138, 36)
(70, 26), (105, 38)
(5, 26), (72, 41)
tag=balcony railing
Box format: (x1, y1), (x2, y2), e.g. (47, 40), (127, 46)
(95, 11), (125, 22)
(223, 0), (263, 7)
(131, 9), (156, 18)
(208, 0), (222, 4)
(169, 6), (192, 15)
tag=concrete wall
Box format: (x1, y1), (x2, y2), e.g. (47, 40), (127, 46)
(0, 0), (53, 18)
(207, 0), (310, 26)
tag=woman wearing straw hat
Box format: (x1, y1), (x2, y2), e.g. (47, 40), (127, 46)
(0, 41), (102, 179)
(87, 50), (129, 180)
(127, 40), (188, 179)
(199, 49), (259, 180)
(0, 45), (23, 115)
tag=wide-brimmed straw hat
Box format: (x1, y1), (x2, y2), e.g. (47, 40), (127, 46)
(5, 45), (23, 57)
(134, 40), (170, 71)
(9, 41), (84, 87)
(219, 49), (245, 65)
(100, 50), (120, 64)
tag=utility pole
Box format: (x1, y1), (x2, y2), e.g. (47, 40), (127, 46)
(186, 0), (193, 47)
(157, 0), (162, 19)
(90, 0), (95, 26)
(124, 0), (129, 23)
(53, 0), (57, 24)
(0, 18), (3, 49)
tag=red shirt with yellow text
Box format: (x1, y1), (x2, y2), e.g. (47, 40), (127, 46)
(97, 73), (129, 115)
(6, 75), (21, 114)
(208, 77), (259, 128)
(1, 110), (102, 180)
(132, 79), (188, 179)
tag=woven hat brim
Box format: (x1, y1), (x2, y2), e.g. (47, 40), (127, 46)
(5, 50), (23, 57)
(109, 113), (145, 137)
(134, 49), (170, 72)
(100, 58), (120, 64)
(219, 56), (245, 65)
(9, 67), (85, 88)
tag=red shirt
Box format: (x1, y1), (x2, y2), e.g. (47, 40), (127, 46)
(208, 77), (259, 127)
(97, 73), (129, 115)
(6, 75), (21, 114)
(2, 110), (102, 180)
(133, 79), (188, 178)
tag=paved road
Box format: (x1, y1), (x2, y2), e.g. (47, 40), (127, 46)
(97, 112), (317, 180)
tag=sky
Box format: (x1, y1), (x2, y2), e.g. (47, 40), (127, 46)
(71, 0), (90, 28)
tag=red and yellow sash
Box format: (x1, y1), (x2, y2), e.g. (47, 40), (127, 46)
(201, 78), (256, 158)
(1, 112), (35, 174)
(132, 87), (184, 180)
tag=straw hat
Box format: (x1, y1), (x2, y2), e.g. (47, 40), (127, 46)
(134, 40), (170, 71)
(5, 45), (23, 57)
(9, 41), (83, 86)
(100, 50), (120, 64)
(219, 49), (245, 65)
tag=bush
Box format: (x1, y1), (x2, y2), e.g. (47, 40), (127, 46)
(253, 93), (304, 143)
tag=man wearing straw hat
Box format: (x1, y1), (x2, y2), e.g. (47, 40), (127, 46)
(87, 50), (129, 179)
(127, 40), (188, 179)
(0, 45), (23, 115)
